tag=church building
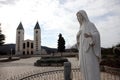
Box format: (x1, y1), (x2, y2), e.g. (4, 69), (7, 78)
(16, 22), (41, 55)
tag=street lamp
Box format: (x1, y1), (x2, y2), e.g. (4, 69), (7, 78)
(11, 48), (12, 57)
(9, 48), (12, 60)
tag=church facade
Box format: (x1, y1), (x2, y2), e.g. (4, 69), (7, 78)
(16, 22), (41, 55)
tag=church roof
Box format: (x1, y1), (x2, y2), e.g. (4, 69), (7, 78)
(17, 22), (24, 30)
(34, 22), (40, 29)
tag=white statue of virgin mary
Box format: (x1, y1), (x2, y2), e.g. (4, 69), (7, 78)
(76, 10), (101, 80)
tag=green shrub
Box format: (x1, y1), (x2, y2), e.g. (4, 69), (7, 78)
(100, 58), (120, 68)
(34, 57), (68, 66)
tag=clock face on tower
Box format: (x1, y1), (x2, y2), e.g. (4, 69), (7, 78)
(18, 31), (20, 34)
(36, 31), (38, 34)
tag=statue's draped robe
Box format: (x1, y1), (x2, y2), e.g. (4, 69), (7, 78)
(77, 10), (101, 80)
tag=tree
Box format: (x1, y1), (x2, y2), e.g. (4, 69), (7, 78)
(116, 43), (120, 47)
(0, 24), (5, 45)
(57, 33), (65, 53)
(113, 43), (120, 57)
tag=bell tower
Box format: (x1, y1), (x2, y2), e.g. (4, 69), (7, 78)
(16, 22), (24, 55)
(34, 22), (41, 54)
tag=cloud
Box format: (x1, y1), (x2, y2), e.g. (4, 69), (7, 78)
(0, 0), (120, 48)
(0, 0), (18, 6)
(96, 15), (120, 47)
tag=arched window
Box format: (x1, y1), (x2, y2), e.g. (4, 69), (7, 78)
(23, 51), (25, 55)
(31, 43), (33, 48)
(18, 36), (20, 51)
(23, 43), (25, 49)
(27, 42), (29, 47)
(36, 36), (38, 50)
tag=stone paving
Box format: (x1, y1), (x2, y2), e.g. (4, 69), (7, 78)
(0, 57), (79, 80)
(1, 57), (119, 80)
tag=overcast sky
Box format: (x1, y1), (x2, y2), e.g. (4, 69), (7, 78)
(0, 0), (120, 48)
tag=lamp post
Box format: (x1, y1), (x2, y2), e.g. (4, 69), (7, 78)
(11, 48), (12, 57)
(9, 48), (12, 60)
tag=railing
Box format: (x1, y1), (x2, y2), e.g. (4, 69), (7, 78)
(20, 69), (64, 80)
(8, 67), (120, 80)
(7, 69), (64, 80)
(102, 66), (120, 80)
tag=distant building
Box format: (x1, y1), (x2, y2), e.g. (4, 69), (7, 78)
(16, 22), (41, 55)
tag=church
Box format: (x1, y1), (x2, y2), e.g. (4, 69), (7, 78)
(16, 22), (41, 55)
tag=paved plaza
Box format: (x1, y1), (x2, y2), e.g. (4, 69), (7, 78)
(1, 57), (119, 80)
(0, 57), (79, 80)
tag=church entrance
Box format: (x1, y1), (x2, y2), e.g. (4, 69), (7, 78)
(27, 51), (29, 55)
(23, 51), (25, 55)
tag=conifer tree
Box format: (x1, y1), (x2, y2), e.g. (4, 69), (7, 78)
(57, 33), (65, 53)
(0, 24), (5, 45)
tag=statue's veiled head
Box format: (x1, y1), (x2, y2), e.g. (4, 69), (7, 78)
(76, 10), (89, 25)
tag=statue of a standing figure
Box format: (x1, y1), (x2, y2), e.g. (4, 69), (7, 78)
(76, 10), (101, 80)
